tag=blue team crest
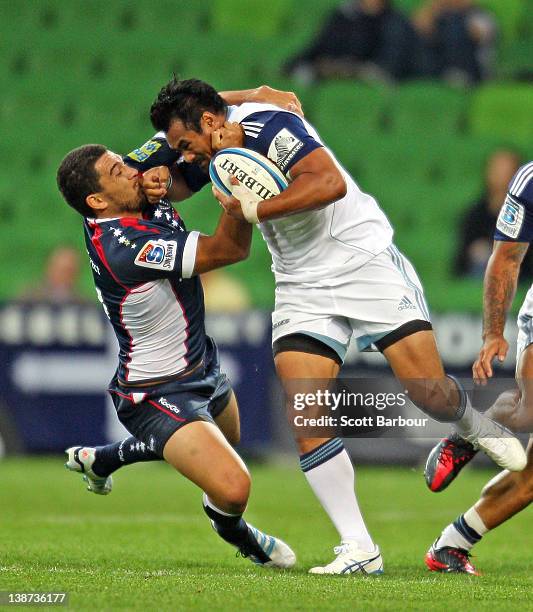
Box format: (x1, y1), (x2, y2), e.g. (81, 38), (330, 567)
(502, 201), (519, 225)
(496, 196), (524, 239)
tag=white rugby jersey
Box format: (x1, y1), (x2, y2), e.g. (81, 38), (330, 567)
(227, 103), (394, 281)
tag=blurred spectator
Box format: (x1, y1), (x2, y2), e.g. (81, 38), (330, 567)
(413, 0), (498, 85)
(453, 149), (533, 279)
(19, 245), (88, 304)
(201, 269), (251, 312)
(284, 0), (417, 84)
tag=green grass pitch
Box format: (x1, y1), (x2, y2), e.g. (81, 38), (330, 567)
(1, 457), (532, 611)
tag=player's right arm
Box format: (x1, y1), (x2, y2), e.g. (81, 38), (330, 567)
(473, 162), (533, 381)
(473, 240), (528, 381)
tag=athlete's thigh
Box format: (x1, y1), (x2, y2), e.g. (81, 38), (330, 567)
(275, 350), (340, 380)
(515, 343), (533, 429)
(214, 390), (240, 446)
(382, 330), (446, 379)
(163, 420), (249, 500)
(517, 342), (533, 380)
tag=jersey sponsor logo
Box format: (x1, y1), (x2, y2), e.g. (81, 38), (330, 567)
(496, 196), (524, 239)
(158, 396), (180, 414)
(134, 239), (177, 271)
(268, 128), (304, 170)
(127, 139), (162, 163)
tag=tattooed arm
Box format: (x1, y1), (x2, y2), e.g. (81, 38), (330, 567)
(473, 240), (529, 381)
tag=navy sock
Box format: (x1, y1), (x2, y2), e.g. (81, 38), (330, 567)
(202, 495), (270, 562)
(299, 437), (344, 473)
(92, 437), (161, 477)
(453, 513), (483, 547)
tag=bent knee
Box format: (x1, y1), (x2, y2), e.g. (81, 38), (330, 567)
(221, 471), (251, 512)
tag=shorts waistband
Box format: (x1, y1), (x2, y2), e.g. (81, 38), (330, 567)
(117, 357), (205, 389)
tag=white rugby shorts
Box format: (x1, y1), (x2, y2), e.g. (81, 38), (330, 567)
(271, 244), (431, 361)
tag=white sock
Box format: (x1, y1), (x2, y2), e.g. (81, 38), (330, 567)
(436, 507), (488, 551)
(448, 377), (484, 440)
(300, 439), (374, 552)
(454, 403), (485, 440)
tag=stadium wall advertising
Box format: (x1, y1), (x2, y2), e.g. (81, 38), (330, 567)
(0, 304), (519, 458)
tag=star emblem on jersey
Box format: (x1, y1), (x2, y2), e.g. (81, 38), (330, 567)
(113, 228), (122, 237)
(154, 209), (163, 218)
(268, 128), (304, 170)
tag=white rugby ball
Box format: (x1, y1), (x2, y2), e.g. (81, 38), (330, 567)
(209, 147), (288, 202)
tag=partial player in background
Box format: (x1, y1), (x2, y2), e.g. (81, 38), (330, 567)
(425, 161), (533, 575)
(138, 77), (526, 575)
(56, 144), (295, 569)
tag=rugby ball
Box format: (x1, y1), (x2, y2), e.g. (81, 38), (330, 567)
(209, 147), (288, 203)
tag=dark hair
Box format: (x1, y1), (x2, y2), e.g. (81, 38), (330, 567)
(57, 144), (107, 217)
(150, 77), (226, 133)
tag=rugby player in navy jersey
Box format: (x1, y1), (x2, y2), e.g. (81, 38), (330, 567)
(424, 161), (533, 575)
(118, 77), (526, 575)
(56, 144), (296, 569)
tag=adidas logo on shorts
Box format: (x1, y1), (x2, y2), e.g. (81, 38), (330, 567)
(398, 296), (416, 311)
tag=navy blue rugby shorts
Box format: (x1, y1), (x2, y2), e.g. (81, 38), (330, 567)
(108, 337), (232, 457)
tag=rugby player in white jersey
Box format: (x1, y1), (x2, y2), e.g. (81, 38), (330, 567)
(424, 161), (533, 575)
(83, 78), (524, 575)
(134, 77), (527, 575)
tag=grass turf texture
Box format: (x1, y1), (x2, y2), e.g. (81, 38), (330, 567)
(1, 458), (532, 611)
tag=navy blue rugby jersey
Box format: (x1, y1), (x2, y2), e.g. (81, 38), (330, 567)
(495, 162), (533, 243)
(84, 200), (205, 384)
(123, 131), (210, 193)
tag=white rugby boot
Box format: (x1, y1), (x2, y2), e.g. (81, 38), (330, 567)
(65, 446), (113, 495)
(463, 418), (527, 472)
(238, 525), (296, 569)
(309, 542), (383, 575)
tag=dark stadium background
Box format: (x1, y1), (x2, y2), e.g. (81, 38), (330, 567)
(0, 0), (532, 463)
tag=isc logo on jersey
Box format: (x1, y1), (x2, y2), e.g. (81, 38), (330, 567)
(135, 239), (177, 271)
(497, 196), (524, 239)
